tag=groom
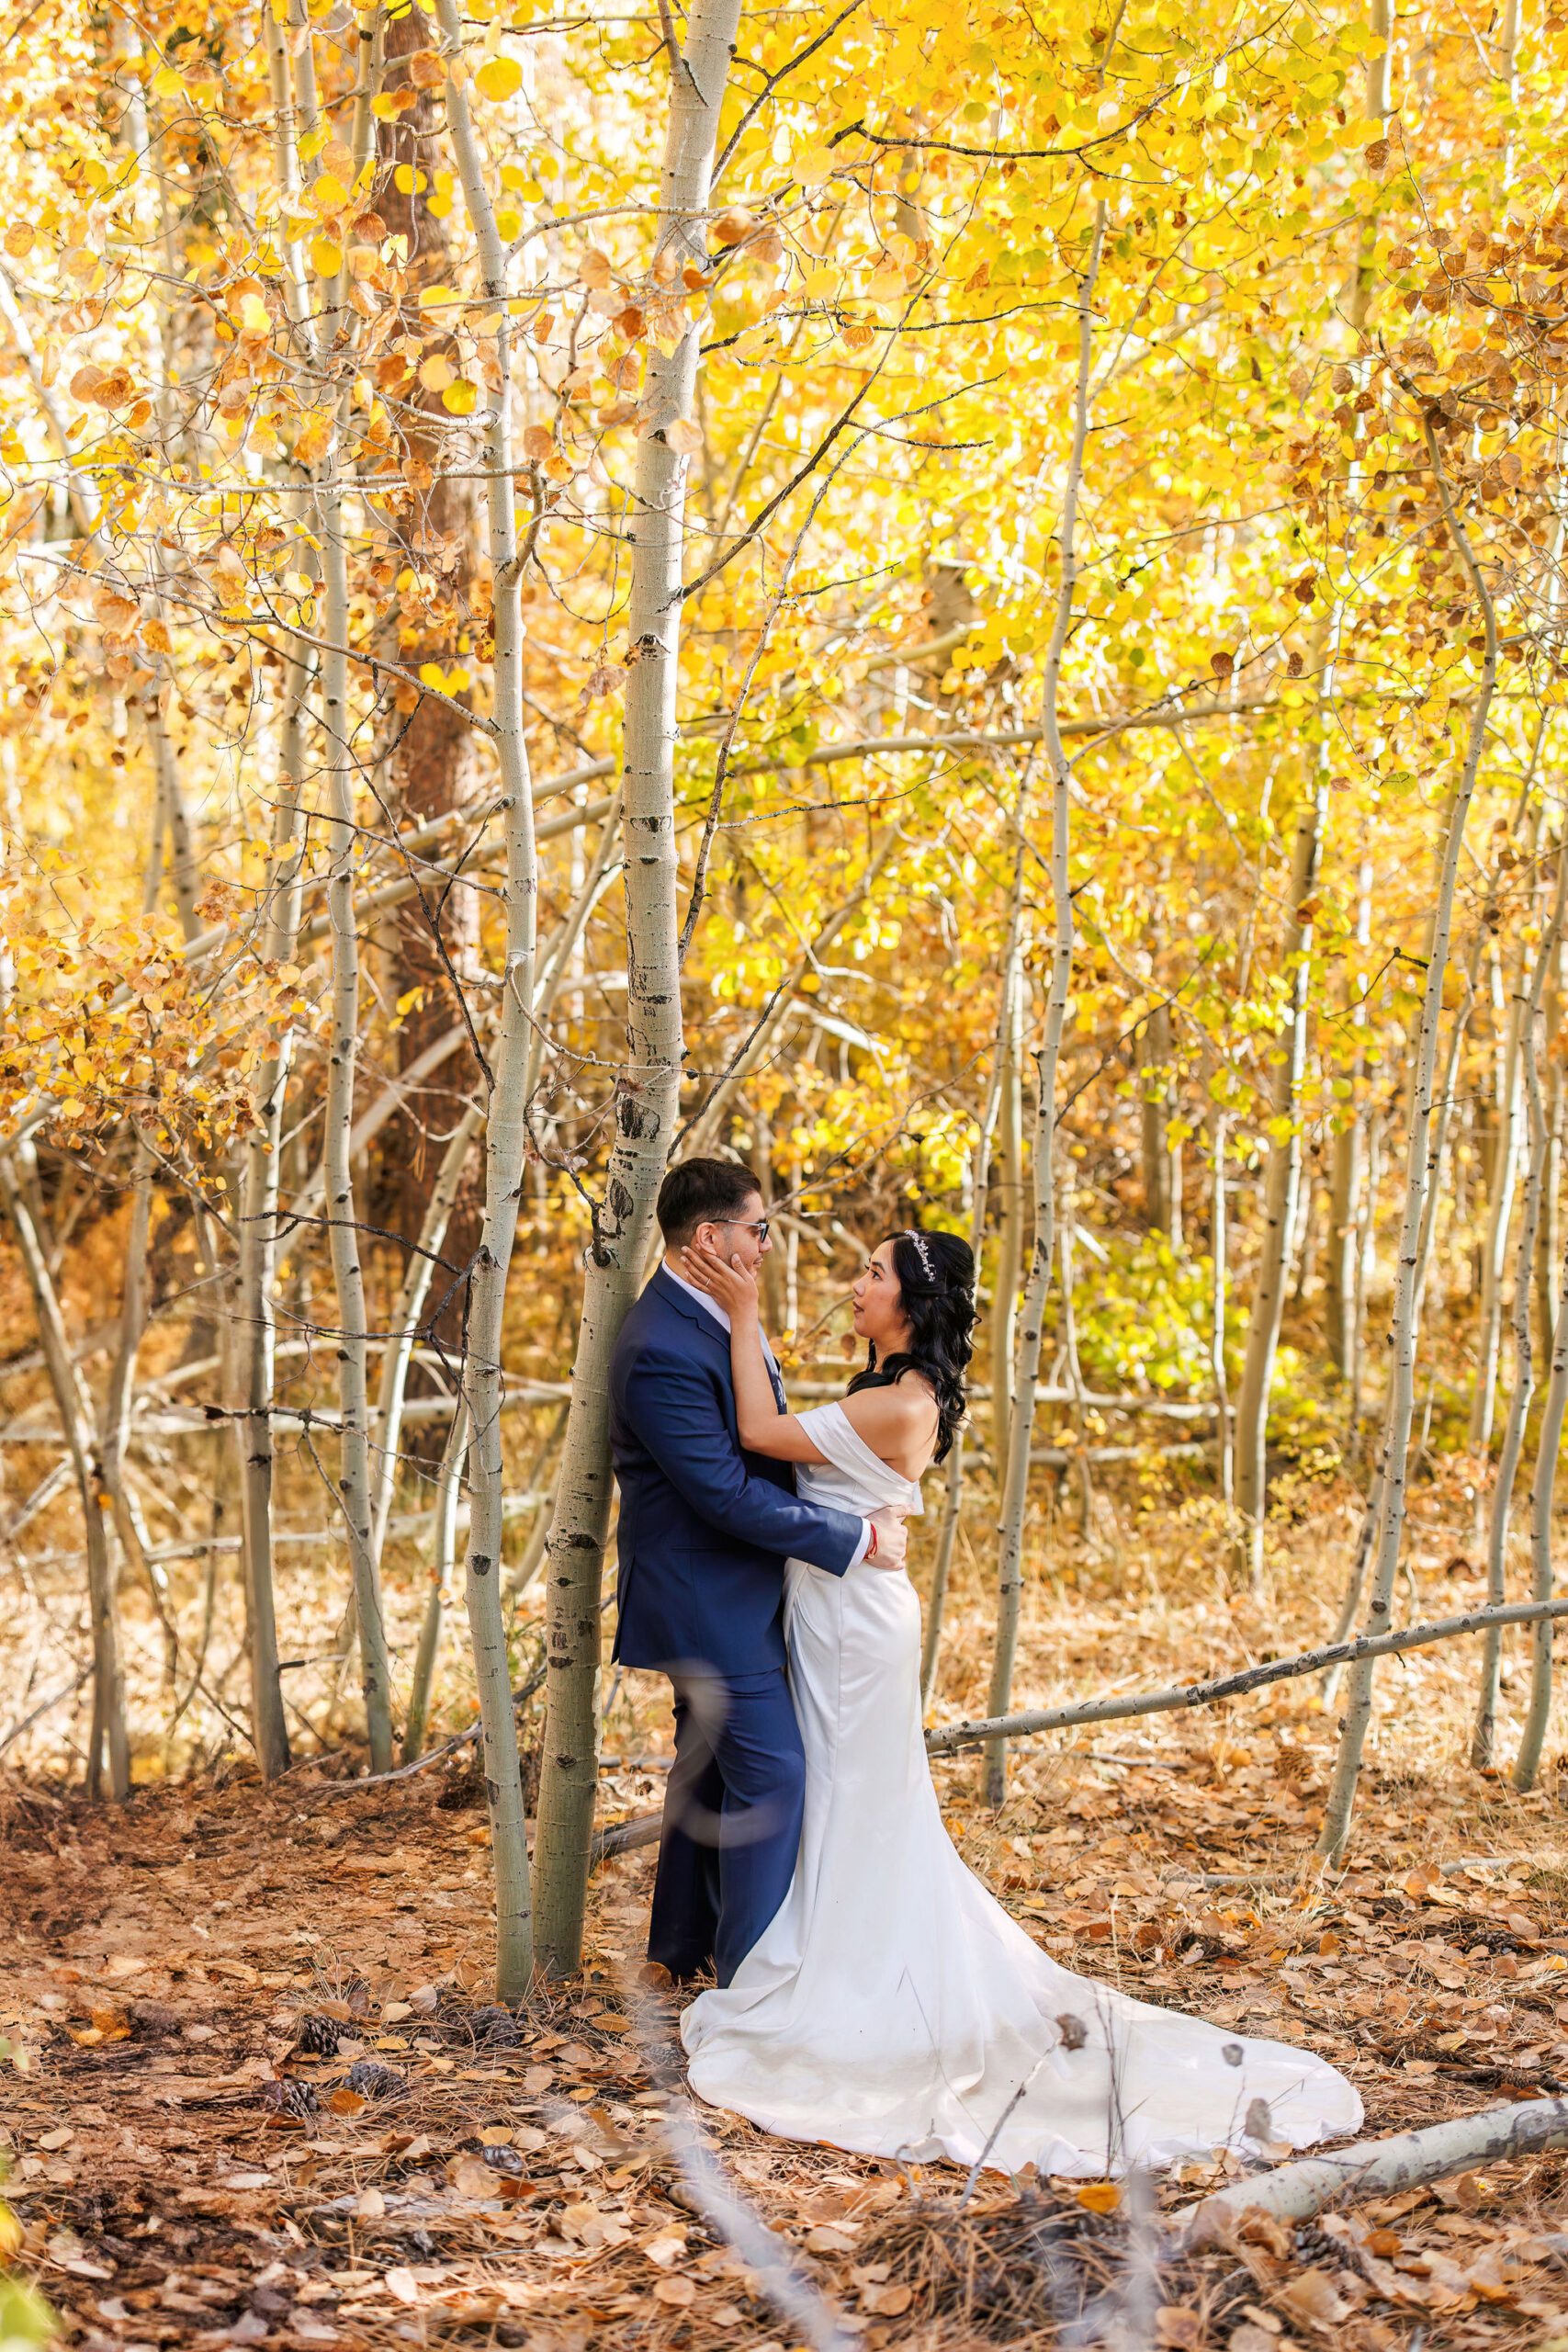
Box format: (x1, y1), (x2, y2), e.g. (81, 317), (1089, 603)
(609, 1157), (907, 1986)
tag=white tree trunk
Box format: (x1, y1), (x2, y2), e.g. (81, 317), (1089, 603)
(1179, 2098), (1568, 2250)
(988, 937), (1025, 1503)
(234, 741), (307, 1781)
(0, 1143), (129, 1798)
(981, 202), (1103, 1807)
(1471, 954), (1526, 1449)
(921, 1051), (1007, 1709)
(1515, 856), (1568, 1792)
(437, 0), (540, 1996)
(1326, 856), (1372, 1374)
(1473, 856), (1562, 1769)
(533, 0), (744, 1975)
(370, 1099), (483, 1565)
(403, 1396), (468, 1766)
(1234, 614), (1337, 1584)
(1317, 419), (1497, 1862)
(318, 508), (394, 1771)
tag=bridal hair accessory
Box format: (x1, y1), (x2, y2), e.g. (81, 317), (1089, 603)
(902, 1229), (937, 1283)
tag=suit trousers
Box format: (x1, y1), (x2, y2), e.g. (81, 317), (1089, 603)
(647, 1666), (805, 1988)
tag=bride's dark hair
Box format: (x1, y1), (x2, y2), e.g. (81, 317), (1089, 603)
(846, 1227), (976, 1463)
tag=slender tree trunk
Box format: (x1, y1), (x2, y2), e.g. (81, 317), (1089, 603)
(100, 1137), (176, 1685)
(1471, 944), (1527, 1451)
(235, 18), (316, 1778)
(1318, 420), (1497, 1862)
(983, 811), (1030, 1494)
(1211, 1109), (1234, 1512)
(1517, 1204), (1568, 1791)
(319, 475), (394, 1775)
(1058, 1174), (1095, 1540)
(982, 200), (1103, 1806)
(1327, 858), (1372, 1374)
(436, 0), (540, 1995)
(234, 750), (306, 1780)
(0, 1143), (129, 1798)
(1539, 945), (1564, 1351)
(921, 1046), (1006, 1709)
(532, 0), (744, 1976)
(1474, 851), (1562, 1767)
(370, 1099), (483, 1563)
(403, 1394), (468, 1765)
(1413, 937), (1477, 1326)
(1472, 991), (1549, 1767)
(989, 957), (1024, 1502)
(1140, 1001), (1171, 1234)
(1348, 1112), (1383, 1450)
(1234, 616), (1337, 1586)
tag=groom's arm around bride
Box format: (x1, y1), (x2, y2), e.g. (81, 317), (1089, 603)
(607, 1156), (906, 1986)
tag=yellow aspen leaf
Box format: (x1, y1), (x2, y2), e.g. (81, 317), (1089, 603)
(4, 220), (34, 258)
(441, 378), (479, 414)
(393, 164), (427, 197)
(310, 237), (343, 277)
(475, 55), (523, 102)
(294, 414), (331, 465)
(1076, 2181), (1121, 2213)
(797, 143), (835, 187)
(370, 93), (400, 120)
(494, 206), (522, 242)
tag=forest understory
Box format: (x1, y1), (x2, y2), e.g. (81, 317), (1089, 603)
(9, 1482), (1568, 2352)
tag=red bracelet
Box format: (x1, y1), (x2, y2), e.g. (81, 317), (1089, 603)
(865, 1521), (878, 1562)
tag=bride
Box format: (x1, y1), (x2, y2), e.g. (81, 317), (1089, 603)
(672, 1225), (1361, 2177)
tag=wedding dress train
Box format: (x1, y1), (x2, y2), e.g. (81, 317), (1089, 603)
(681, 1403), (1362, 2176)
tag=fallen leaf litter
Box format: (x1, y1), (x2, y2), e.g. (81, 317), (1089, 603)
(8, 1718), (1568, 2352)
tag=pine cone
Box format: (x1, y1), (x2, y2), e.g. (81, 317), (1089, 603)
(1293, 2225), (1345, 2267)
(262, 2075), (320, 2120)
(345, 2059), (407, 2100)
(293, 2014), (342, 2057)
(470, 2006), (522, 2050)
(481, 2145), (524, 2177)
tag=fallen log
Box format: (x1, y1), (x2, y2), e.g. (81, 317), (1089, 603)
(1175, 2096), (1568, 2250)
(584, 1597), (1568, 1857)
(923, 1593), (1568, 1753)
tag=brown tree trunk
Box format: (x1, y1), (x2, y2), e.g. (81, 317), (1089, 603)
(375, 5), (481, 1370)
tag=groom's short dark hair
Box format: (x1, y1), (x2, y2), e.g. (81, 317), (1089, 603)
(658, 1157), (761, 1248)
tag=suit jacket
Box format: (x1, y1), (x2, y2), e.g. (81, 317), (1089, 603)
(608, 1265), (863, 1675)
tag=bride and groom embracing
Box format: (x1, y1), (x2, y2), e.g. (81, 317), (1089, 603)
(607, 1158), (1360, 2177)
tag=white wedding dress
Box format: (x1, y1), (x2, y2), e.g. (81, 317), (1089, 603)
(682, 1403), (1362, 2176)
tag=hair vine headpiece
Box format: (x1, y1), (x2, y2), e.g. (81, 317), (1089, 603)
(902, 1229), (937, 1282)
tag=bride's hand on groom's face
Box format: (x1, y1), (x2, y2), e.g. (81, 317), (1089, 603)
(680, 1239), (760, 1317)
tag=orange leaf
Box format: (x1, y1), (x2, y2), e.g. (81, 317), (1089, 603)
(1076, 2181), (1121, 2214)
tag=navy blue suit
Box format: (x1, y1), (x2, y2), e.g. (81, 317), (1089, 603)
(609, 1265), (863, 1982)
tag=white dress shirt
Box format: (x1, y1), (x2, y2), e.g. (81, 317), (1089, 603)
(663, 1261), (872, 1567)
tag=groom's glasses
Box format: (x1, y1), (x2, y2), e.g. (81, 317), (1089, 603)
(716, 1216), (770, 1243)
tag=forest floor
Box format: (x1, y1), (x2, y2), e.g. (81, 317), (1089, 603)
(8, 1478), (1568, 2352)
